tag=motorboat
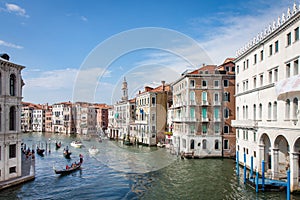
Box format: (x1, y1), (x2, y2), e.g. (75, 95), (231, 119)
(70, 141), (83, 148)
(88, 146), (99, 155)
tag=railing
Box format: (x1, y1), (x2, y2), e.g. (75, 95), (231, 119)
(202, 100), (209, 106)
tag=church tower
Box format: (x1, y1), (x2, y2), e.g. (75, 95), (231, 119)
(121, 77), (128, 101)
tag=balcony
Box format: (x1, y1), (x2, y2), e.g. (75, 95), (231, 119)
(214, 118), (221, 122)
(202, 117), (209, 122)
(214, 101), (221, 106)
(189, 100), (196, 105)
(172, 117), (197, 122)
(231, 120), (258, 129)
(201, 100), (209, 106)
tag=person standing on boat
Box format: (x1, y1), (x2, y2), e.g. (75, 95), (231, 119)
(79, 154), (83, 163)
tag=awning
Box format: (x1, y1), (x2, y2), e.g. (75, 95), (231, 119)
(275, 74), (300, 100)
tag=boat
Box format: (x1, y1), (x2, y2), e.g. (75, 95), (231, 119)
(55, 141), (62, 149)
(63, 150), (72, 159)
(53, 162), (81, 175)
(36, 147), (45, 156)
(157, 142), (165, 148)
(70, 141), (83, 148)
(88, 146), (99, 155)
(53, 155), (84, 175)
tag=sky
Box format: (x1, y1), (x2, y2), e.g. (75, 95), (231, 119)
(0, 0), (295, 104)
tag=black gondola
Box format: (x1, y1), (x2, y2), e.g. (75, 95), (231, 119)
(63, 150), (72, 159)
(53, 162), (81, 175)
(53, 155), (83, 175)
(37, 148), (45, 156)
(55, 141), (62, 149)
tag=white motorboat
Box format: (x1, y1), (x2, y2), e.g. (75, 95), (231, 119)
(89, 146), (99, 155)
(71, 141), (83, 148)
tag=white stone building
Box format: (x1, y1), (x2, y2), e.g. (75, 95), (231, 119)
(73, 102), (96, 135)
(233, 3), (300, 192)
(32, 108), (45, 132)
(0, 54), (27, 182)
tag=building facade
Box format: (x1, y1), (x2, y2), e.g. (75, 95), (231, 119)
(233, 3), (300, 191)
(0, 55), (26, 182)
(171, 63), (236, 158)
(32, 108), (45, 132)
(134, 82), (171, 146)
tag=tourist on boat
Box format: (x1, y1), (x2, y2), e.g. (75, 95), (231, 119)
(66, 165), (69, 170)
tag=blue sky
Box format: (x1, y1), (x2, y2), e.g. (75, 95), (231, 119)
(0, 0), (294, 104)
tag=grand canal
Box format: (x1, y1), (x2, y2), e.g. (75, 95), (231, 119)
(0, 133), (299, 199)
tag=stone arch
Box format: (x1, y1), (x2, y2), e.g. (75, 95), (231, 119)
(274, 135), (289, 174)
(259, 133), (271, 170)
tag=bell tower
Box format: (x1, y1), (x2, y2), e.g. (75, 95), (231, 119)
(121, 77), (128, 101)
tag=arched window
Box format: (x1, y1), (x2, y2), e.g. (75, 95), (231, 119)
(286, 99), (290, 120)
(203, 139), (207, 149)
(237, 107), (239, 120)
(202, 91), (207, 104)
(215, 140), (219, 150)
(9, 106), (16, 131)
(190, 139), (195, 150)
(253, 104), (256, 120)
(268, 102), (272, 120)
(293, 98), (298, 119)
(273, 101), (277, 120)
(245, 105), (248, 119)
(10, 74), (16, 96)
(259, 104), (262, 120)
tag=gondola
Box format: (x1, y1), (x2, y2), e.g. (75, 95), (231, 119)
(63, 150), (72, 159)
(53, 162), (81, 175)
(36, 148), (45, 156)
(55, 141), (62, 149)
(53, 155), (83, 175)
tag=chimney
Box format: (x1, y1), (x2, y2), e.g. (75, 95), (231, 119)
(162, 80), (165, 91)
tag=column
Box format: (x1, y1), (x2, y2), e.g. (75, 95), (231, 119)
(271, 148), (279, 179)
(289, 152), (299, 192)
(258, 144), (265, 172)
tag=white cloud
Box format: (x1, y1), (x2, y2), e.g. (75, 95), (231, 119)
(0, 39), (23, 49)
(5, 3), (29, 18)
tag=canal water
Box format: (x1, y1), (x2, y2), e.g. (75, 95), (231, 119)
(0, 132), (299, 199)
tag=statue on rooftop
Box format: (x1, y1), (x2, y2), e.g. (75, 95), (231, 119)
(277, 16), (281, 27)
(282, 12), (286, 23)
(287, 7), (291, 19)
(293, 2), (297, 14)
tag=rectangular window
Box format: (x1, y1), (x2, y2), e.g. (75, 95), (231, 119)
(151, 97), (156, 105)
(214, 93), (219, 104)
(269, 44), (273, 56)
(260, 74), (263, 86)
(286, 63), (291, 78)
(295, 27), (299, 42)
(275, 40), (279, 53)
(274, 68), (278, 82)
(224, 140), (229, 150)
(202, 107), (207, 119)
(268, 71), (272, 83)
(202, 80), (207, 88)
(246, 59), (249, 69)
(294, 60), (299, 75)
(223, 79), (229, 87)
(260, 50), (264, 61)
(224, 125), (229, 134)
(214, 80), (219, 88)
(214, 108), (219, 120)
(224, 108), (229, 118)
(253, 132), (256, 142)
(202, 124), (207, 134)
(214, 123), (220, 134)
(190, 80), (195, 88)
(287, 32), (292, 46)
(9, 144), (16, 159)
(243, 61), (245, 70)
(9, 166), (16, 174)
(190, 108), (195, 119)
(237, 65), (239, 74)
(254, 54), (257, 64)
(253, 77), (257, 88)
